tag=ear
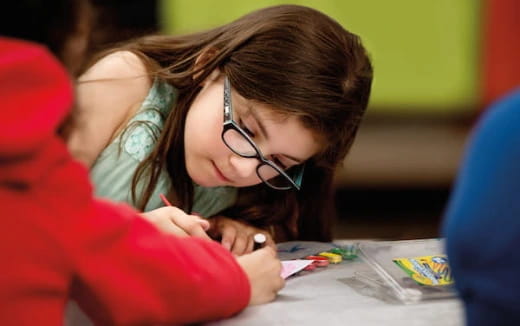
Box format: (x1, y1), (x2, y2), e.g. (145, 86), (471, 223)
(193, 47), (219, 81)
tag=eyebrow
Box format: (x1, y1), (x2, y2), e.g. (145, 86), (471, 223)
(248, 106), (270, 140)
(247, 105), (304, 164)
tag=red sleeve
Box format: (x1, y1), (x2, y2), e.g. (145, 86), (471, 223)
(1, 146), (250, 324)
(0, 38), (250, 325)
(68, 200), (250, 325)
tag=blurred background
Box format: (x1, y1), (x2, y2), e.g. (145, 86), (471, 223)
(88, 0), (519, 240)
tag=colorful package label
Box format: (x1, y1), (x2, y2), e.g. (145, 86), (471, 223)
(393, 255), (453, 286)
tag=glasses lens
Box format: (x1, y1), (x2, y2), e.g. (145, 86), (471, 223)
(257, 164), (292, 190)
(223, 129), (257, 157)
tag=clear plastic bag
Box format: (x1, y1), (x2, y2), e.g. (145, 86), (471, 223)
(356, 238), (456, 304)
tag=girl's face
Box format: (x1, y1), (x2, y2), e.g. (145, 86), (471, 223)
(184, 72), (322, 188)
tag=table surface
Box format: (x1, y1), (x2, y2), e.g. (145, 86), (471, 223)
(66, 240), (464, 326)
(207, 240), (464, 326)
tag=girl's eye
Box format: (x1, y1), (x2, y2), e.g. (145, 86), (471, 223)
(239, 119), (255, 137)
(272, 156), (288, 170)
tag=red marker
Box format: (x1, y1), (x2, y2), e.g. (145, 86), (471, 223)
(159, 193), (172, 206)
(305, 256), (329, 267)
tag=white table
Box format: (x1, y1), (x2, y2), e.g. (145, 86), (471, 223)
(207, 240), (464, 326)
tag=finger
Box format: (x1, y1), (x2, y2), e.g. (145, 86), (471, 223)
(276, 276), (286, 291)
(205, 218), (219, 239)
(265, 238), (277, 252)
(267, 252), (285, 290)
(170, 214), (211, 240)
(197, 219), (210, 231)
(184, 221), (211, 240)
(160, 221), (189, 237)
(230, 233), (248, 256)
(258, 245), (277, 257)
(220, 225), (237, 251)
(245, 233), (255, 254)
(191, 211), (209, 231)
(264, 234), (276, 247)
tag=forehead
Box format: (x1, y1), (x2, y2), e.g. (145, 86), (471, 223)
(235, 95), (324, 159)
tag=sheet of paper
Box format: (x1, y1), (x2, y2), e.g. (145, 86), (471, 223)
(281, 259), (313, 279)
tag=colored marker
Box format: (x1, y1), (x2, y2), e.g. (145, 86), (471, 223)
(318, 252), (342, 264)
(305, 256), (330, 267)
(159, 193), (172, 206)
(253, 233), (267, 250)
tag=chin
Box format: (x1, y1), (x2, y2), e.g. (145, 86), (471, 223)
(194, 178), (218, 188)
(187, 166), (217, 187)
(187, 169), (206, 187)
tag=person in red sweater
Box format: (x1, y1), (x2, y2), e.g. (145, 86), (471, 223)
(0, 1), (284, 325)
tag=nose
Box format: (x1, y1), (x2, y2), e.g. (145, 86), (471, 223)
(229, 155), (259, 179)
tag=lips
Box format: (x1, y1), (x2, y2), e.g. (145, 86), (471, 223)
(212, 161), (232, 183)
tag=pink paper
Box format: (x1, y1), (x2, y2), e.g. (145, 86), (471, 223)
(280, 260), (313, 279)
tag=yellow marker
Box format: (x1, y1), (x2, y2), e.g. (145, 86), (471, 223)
(318, 252), (342, 264)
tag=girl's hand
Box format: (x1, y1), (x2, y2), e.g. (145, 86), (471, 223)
(236, 246), (285, 305)
(208, 216), (275, 256)
(141, 207), (211, 240)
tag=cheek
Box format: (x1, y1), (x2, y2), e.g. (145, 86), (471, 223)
(184, 82), (226, 157)
(184, 109), (224, 156)
(235, 176), (263, 188)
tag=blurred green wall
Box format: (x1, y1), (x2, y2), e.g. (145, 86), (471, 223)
(159, 0), (480, 115)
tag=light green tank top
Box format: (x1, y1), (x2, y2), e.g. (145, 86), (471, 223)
(90, 79), (237, 216)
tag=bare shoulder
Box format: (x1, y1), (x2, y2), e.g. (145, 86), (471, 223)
(77, 50), (152, 111)
(80, 50), (149, 82)
(70, 51), (155, 167)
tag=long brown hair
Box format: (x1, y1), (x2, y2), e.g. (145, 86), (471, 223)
(90, 5), (373, 241)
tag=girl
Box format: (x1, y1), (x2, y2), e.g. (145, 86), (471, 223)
(69, 5), (373, 254)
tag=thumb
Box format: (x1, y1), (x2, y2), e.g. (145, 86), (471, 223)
(198, 219), (210, 231)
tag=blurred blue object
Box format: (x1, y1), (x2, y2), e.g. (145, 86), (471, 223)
(442, 88), (520, 325)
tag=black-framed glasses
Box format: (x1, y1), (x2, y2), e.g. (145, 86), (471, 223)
(221, 76), (304, 190)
